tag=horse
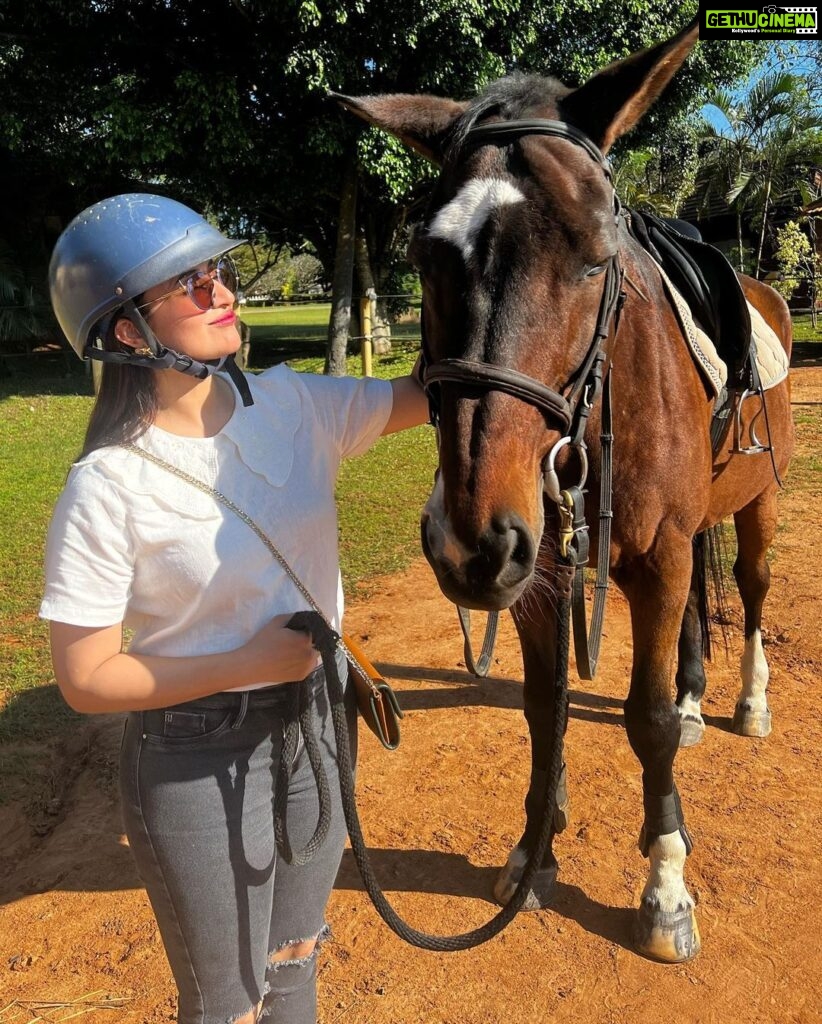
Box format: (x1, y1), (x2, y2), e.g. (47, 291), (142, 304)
(337, 19), (794, 962)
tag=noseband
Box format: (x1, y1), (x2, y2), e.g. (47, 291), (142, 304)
(421, 118), (624, 447)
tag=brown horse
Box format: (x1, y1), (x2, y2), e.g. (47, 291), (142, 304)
(338, 19), (794, 962)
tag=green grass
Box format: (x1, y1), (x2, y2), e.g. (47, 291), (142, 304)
(239, 302), (422, 368)
(791, 313), (822, 344)
(0, 336), (434, 801)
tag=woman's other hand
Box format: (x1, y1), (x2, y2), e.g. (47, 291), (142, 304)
(242, 613), (320, 683)
(383, 359), (429, 435)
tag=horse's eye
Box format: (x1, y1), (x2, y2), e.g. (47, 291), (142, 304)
(585, 264), (606, 278)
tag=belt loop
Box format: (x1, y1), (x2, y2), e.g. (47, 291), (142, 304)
(231, 690), (250, 730)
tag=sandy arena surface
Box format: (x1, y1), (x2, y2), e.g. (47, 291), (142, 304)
(1, 365), (820, 1024)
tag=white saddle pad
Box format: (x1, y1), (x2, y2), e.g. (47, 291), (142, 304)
(655, 264), (789, 397)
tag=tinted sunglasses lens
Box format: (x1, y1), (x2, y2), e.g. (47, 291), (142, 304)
(216, 256), (238, 293)
(187, 270), (216, 310)
(185, 258), (238, 310)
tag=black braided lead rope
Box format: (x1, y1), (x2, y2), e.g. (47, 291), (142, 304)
(288, 603), (571, 952)
(273, 678), (334, 866)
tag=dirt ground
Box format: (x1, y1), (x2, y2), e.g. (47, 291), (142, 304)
(1, 366), (820, 1024)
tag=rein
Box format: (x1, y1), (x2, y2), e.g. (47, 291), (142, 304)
(289, 595), (572, 952)
(423, 118), (625, 680)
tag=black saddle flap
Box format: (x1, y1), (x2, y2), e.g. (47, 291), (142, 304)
(629, 210), (752, 381)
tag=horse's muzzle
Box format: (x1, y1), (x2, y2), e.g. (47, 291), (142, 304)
(420, 509), (536, 611)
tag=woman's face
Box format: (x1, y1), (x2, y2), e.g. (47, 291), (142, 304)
(136, 260), (242, 360)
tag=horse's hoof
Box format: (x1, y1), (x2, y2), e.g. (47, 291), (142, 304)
(553, 763), (571, 833)
(634, 900), (701, 963)
(732, 702), (772, 738)
(493, 849), (557, 910)
(678, 714), (705, 748)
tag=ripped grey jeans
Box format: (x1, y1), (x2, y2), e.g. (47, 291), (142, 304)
(120, 665), (354, 1024)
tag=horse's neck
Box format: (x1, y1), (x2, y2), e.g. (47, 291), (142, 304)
(618, 239), (679, 329)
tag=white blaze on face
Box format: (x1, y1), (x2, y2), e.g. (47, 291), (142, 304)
(429, 178), (526, 260)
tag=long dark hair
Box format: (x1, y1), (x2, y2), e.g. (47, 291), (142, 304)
(80, 310), (159, 458)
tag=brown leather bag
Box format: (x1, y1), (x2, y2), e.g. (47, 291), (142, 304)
(343, 634), (403, 750)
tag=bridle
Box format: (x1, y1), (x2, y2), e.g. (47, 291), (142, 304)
(421, 117), (624, 455)
(420, 117), (627, 680)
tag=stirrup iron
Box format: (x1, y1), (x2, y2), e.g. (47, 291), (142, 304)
(733, 387), (770, 455)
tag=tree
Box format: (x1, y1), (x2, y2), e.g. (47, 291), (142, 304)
(1, 0), (762, 367)
(773, 220), (821, 327)
(699, 71), (822, 277)
(612, 132), (701, 218)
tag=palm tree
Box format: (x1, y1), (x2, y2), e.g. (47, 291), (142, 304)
(698, 71), (822, 278)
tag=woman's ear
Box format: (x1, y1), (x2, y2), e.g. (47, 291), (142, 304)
(113, 317), (145, 349)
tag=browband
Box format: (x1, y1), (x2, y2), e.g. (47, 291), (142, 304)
(464, 119), (612, 177)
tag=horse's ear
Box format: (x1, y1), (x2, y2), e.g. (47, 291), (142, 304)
(332, 92), (468, 165)
(560, 18), (699, 154)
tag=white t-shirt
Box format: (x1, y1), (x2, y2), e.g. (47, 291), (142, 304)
(40, 365), (393, 688)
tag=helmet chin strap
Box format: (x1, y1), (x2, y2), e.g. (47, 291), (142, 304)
(86, 301), (254, 407)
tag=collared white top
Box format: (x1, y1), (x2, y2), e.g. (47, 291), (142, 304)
(40, 365), (393, 689)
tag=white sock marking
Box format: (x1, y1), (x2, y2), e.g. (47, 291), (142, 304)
(643, 831), (693, 912)
(739, 628), (769, 711)
(678, 694), (703, 721)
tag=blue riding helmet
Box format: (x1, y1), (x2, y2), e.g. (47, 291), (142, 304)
(49, 193), (253, 404)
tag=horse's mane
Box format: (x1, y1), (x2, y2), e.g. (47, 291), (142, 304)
(448, 74), (571, 161)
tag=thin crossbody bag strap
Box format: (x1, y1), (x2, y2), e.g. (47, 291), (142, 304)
(121, 441), (358, 866)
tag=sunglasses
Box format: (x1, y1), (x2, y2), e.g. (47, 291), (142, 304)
(137, 255), (239, 315)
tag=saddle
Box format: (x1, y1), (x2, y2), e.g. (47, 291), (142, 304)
(627, 210), (783, 461)
(628, 209), (754, 390)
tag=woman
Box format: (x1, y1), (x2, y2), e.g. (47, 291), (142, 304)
(41, 194), (429, 1024)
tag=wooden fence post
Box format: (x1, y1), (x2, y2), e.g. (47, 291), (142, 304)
(360, 288), (375, 376)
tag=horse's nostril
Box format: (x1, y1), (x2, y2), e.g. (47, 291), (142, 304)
(509, 517), (534, 569)
(512, 536), (530, 565)
(480, 513), (535, 576)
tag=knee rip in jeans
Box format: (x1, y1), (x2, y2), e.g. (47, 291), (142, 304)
(226, 1002), (263, 1024)
(223, 927), (329, 1024)
(267, 922), (330, 972)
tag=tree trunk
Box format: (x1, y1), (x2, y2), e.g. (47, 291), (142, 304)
(809, 218), (819, 330)
(354, 231), (391, 355)
(754, 176), (772, 281)
(325, 153), (358, 376)
(736, 210), (745, 273)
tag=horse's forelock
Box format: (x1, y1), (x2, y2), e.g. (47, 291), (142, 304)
(447, 75), (571, 162)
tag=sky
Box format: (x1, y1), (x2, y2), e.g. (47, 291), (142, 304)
(701, 39), (820, 131)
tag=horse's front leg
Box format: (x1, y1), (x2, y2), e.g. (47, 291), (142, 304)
(617, 536), (701, 963)
(493, 588), (568, 910)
